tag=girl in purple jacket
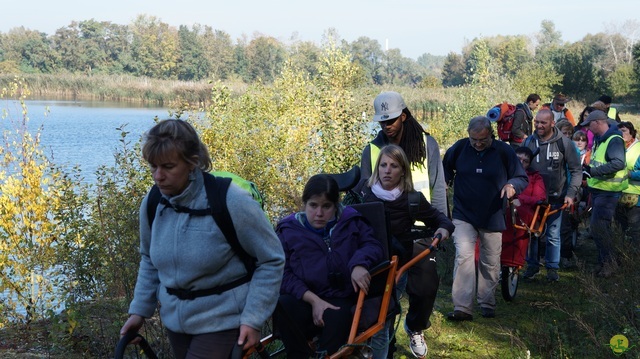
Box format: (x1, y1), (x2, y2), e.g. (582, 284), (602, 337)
(275, 174), (384, 358)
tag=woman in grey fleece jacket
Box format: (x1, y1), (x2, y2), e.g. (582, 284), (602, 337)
(120, 120), (285, 359)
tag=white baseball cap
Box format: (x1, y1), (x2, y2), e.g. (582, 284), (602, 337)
(373, 91), (406, 122)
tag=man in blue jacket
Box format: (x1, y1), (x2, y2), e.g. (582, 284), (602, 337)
(443, 116), (528, 320)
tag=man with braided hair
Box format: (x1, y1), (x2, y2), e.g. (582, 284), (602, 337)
(359, 91), (448, 359)
(361, 91), (448, 216)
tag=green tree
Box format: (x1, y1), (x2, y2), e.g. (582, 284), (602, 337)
(346, 36), (384, 84)
(288, 39), (322, 78)
(607, 63), (635, 99)
(512, 60), (561, 101)
(536, 19), (563, 51)
(492, 35), (533, 77)
(0, 27), (57, 73)
(129, 15), (179, 79)
(465, 38), (493, 86)
(442, 52), (466, 87)
(416, 53), (445, 78)
(177, 25), (210, 81)
(198, 43), (367, 220)
(201, 27), (235, 80)
(554, 42), (600, 100)
(243, 35), (286, 83)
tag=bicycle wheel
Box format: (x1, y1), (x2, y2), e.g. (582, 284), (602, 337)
(500, 266), (519, 302)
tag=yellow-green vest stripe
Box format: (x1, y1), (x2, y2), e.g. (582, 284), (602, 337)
(587, 134), (629, 192)
(608, 107), (618, 120)
(370, 136), (431, 202)
(624, 141), (640, 195)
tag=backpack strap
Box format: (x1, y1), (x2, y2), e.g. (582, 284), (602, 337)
(146, 172), (256, 277)
(202, 173), (256, 276)
(408, 191), (421, 223)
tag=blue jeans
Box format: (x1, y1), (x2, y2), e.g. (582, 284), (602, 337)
(526, 205), (562, 270)
(590, 191), (620, 264)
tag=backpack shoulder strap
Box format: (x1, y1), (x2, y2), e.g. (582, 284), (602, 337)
(203, 172), (256, 275)
(557, 136), (565, 154)
(146, 185), (162, 228)
(408, 191), (421, 222)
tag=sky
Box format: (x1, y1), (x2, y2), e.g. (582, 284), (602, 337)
(2, 0), (639, 60)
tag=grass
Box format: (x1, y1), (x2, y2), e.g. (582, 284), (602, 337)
(1, 218), (639, 358)
(388, 221), (640, 359)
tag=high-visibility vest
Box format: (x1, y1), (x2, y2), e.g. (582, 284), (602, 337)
(608, 107), (618, 120)
(370, 134), (431, 202)
(587, 134), (629, 192)
(624, 140), (640, 195)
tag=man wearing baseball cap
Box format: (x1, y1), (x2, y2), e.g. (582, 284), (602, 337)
(541, 93), (576, 126)
(360, 91), (448, 359)
(581, 110), (628, 277)
(597, 95), (622, 123)
(361, 91), (447, 216)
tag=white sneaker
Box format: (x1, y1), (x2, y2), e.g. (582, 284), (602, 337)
(405, 323), (427, 358)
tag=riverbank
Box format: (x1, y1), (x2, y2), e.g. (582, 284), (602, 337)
(0, 73), (247, 106)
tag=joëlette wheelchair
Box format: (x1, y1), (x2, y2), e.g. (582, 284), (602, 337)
(499, 200), (570, 301)
(243, 166), (442, 359)
(115, 166), (442, 359)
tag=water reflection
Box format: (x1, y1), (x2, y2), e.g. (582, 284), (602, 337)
(1, 99), (170, 184)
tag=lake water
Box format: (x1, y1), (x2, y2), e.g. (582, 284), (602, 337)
(1, 99), (169, 184)
(1, 99), (170, 318)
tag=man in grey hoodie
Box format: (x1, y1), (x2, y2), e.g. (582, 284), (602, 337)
(522, 109), (582, 281)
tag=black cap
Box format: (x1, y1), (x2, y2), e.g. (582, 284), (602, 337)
(598, 95), (612, 105)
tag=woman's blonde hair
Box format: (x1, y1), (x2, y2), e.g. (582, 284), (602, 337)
(367, 144), (414, 192)
(142, 119), (212, 171)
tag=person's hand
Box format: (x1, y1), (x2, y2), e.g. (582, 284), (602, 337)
(501, 183), (516, 199)
(310, 298), (340, 327)
(351, 265), (371, 294)
(512, 198), (521, 207)
(434, 228), (450, 241)
(237, 324), (261, 350)
(120, 314), (145, 344)
(563, 196), (574, 208)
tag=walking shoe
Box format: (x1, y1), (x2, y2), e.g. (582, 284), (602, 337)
(480, 307), (495, 318)
(446, 310), (473, 321)
(546, 268), (559, 282)
(522, 266), (539, 279)
(404, 322), (427, 358)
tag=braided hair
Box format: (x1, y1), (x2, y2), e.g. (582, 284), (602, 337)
(396, 108), (427, 169)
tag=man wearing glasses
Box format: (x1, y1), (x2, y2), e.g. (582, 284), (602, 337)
(443, 116), (528, 321)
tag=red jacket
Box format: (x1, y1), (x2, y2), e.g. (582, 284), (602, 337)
(516, 169), (547, 225)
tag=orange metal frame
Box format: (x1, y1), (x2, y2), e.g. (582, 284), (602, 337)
(243, 235), (443, 359)
(512, 202), (570, 237)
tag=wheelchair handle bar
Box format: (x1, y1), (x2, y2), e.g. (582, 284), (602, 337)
(114, 332), (158, 359)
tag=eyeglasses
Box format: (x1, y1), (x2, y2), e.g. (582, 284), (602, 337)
(574, 138), (587, 142)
